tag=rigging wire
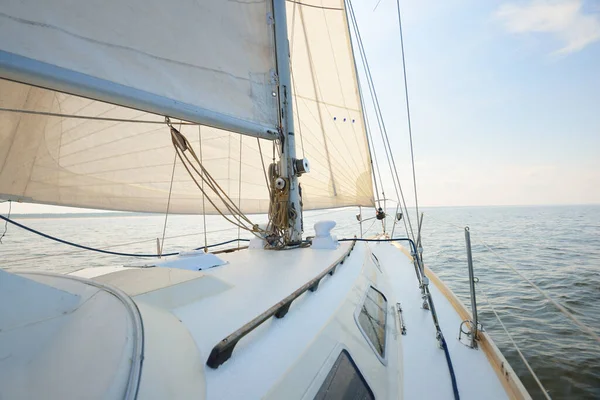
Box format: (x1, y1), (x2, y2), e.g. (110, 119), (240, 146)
(160, 149), (178, 256)
(477, 284), (552, 399)
(350, 1), (415, 241)
(357, 62), (384, 210)
(6, 227), (240, 264)
(424, 211), (600, 344)
(476, 238), (600, 345)
(0, 200), (11, 244)
(199, 126), (209, 251)
(362, 219), (378, 237)
(395, 0), (421, 240)
(257, 138), (272, 198)
(0, 214), (177, 257)
(238, 135), (243, 248)
(347, 0), (413, 240)
(167, 118), (264, 238)
(0, 214), (250, 259)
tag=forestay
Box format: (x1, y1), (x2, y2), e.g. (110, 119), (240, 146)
(0, 0), (373, 214)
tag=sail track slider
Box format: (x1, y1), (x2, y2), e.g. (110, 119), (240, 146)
(206, 240), (357, 369)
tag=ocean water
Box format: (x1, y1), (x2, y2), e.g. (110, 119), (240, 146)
(1, 204), (599, 399)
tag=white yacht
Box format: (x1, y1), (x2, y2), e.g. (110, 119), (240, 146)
(0, 0), (530, 399)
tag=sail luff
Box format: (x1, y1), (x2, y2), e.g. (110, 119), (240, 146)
(0, 51), (277, 141)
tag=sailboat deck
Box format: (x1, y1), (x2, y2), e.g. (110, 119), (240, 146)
(66, 240), (520, 399)
(371, 242), (510, 400)
(181, 242), (362, 399)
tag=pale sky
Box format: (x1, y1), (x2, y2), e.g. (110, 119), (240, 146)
(3, 0), (600, 214)
(356, 0), (600, 207)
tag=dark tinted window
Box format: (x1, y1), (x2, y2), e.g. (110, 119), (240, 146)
(315, 350), (375, 400)
(357, 286), (387, 358)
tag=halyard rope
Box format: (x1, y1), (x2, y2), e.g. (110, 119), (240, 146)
(166, 118), (265, 238)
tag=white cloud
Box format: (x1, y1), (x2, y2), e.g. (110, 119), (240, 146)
(496, 0), (600, 54)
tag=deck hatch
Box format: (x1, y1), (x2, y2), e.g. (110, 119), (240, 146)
(356, 286), (387, 360)
(314, 350), (374, 400)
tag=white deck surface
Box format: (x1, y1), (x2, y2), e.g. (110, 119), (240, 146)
(371, 242), (508, 400)
(176, 243), (363, 399)
(63, 240), (514, 399)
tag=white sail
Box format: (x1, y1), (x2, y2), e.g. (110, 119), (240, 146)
(0, 0), (278, 135)
(288, 0), (374, 210)
(0, 0), (373, 214)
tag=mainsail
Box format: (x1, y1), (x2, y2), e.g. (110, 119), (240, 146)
(0, 0), (373, 214)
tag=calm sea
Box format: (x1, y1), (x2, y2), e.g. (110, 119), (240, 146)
(1, 205), (599, 399)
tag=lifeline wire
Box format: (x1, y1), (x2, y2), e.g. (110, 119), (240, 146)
(477, 283), (551, 399)
(7, 227), (240, 264)
(424, 211), (600, 344)
(476, 238), (600, 345)
(0, 214), (249, 258)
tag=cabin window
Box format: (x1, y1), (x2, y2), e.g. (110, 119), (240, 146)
(356, 286), (387, 359)
(315, 350), (375, 400)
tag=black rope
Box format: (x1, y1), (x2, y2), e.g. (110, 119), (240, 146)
(440, 334), (460, 400)
(0, 214), (248, 258)
(0, 200), (11, 243)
